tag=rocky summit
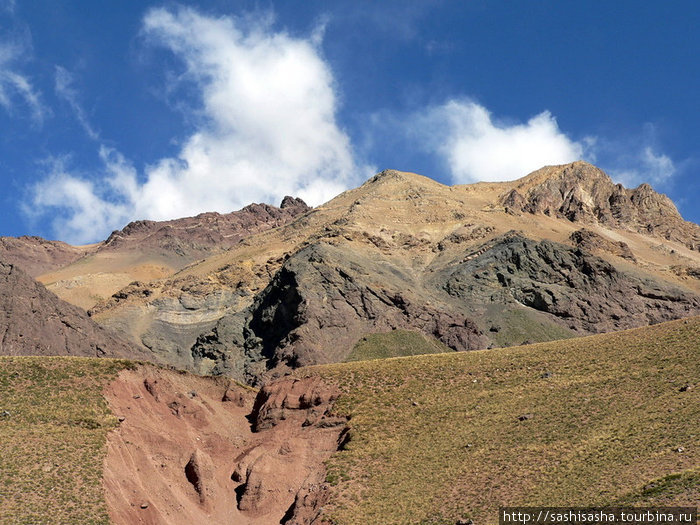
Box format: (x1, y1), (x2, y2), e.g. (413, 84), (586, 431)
(2, 161), (700, 385)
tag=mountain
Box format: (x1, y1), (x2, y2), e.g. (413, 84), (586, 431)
(0, 261), (147, 359)
(20, 197), (309, 309)
(0, 161), (699, 524)
(84, 162), (700, 384)
(3, 162), (699, 385)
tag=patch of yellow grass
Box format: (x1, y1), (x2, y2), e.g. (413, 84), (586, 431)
(0, 357), (134, 524)
(302, 316), (700, 524)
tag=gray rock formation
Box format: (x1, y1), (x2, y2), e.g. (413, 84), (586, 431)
(188, 234), (700, 384)
(189, 243), (487, 384)
(435, 233), (700, 334)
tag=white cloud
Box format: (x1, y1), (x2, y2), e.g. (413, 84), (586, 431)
(416, 100), (590, 183)
(31, 7), (367, 244)
(610, 146), (676, 188)
(0, 37), (44, 124)
(26, 154), (133, 244)
(54, 66), (99, 140)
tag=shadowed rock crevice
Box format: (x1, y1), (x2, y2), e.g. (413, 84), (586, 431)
(230, 376), (348, 522)
(184, 450), (213, 505)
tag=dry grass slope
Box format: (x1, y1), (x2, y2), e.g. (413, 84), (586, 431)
(345, 330), (453, 362)
(0, 357), (135, 525)
(303, 316), (700, 525)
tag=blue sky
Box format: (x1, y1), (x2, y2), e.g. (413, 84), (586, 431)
(1, 1), (699, 243)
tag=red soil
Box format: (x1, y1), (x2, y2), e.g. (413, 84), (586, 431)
(103, 367), (345, 524)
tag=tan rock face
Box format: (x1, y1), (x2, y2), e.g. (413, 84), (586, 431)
(501, 161), (700, 250)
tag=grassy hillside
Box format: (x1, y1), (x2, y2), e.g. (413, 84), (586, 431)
(0, 357), (134, 525)
(1, 317), (698, 524)
(345, 330), (453, 362)
(304, 316), (700, 525)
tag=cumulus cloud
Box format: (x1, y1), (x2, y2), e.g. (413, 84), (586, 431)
(0, 36), (44, 124)
(415, 100), (591, 183)
(31, 7), (366, 244)
(27, 152), (134, 244)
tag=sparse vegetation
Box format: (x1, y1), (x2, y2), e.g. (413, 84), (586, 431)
(617, 469), (700, 505)
(1, 319), (698, 525)
(484, 304), (575, 347)
(0, 357), (131, 524)
(302, 316), (700, 524)
(345, 330), (453, 362)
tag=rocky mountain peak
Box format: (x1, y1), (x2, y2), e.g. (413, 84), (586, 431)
(99, 196), (310, 256)
(280, 195), (309, 210)
(501, 161), (699, 250)
(360, 169), (444, 193)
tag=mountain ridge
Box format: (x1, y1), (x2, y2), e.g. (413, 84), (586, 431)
(73, 162), (700, 384)
(2, 161), (699, 385)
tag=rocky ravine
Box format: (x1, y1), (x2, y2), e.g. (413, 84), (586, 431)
(0, 260), (148, 360)
(104, 367), (346, 525)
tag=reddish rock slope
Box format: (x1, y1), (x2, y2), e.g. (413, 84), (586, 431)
(103, 369), (346, 525)
(100, 197), (310, 259)
(0, 236), (89, 277)
(0, 260), (147, 359)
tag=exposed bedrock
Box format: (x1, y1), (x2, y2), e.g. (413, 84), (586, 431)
(190, 243), (487, 384)
(500, 161), (700, 250)
(190, 234), (700, 385)
(105, 369), (345, 525)
(435, 234), (700, 334)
